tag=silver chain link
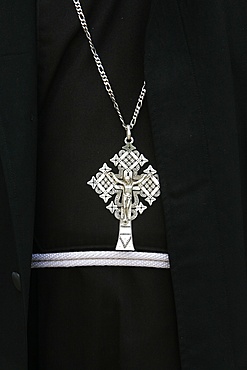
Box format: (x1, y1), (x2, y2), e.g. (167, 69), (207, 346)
(72, 0), (146, 133)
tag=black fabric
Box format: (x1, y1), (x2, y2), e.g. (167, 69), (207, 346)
(2, 0), (247, 368)
(0, 154), (28, 369)
(0, 0), (37, 367)
(28, 268), (181, 370)
(29, 0), (181, 369)
(33, 0), (167, 253)
(145, 0), (247, 367)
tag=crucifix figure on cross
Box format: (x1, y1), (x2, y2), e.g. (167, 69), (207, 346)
(87, 141), (161, 251)
(106, 170), (150, 224)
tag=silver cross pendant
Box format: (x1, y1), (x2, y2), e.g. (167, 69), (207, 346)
(87, 140), (161, 251)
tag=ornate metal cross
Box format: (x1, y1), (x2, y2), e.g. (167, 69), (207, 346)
(87, 141), (161, 251)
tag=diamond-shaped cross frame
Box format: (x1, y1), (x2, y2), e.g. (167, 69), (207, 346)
(87, 142), (161, 251)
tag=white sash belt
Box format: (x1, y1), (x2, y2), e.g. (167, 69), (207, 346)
(31, 251), (170, 269)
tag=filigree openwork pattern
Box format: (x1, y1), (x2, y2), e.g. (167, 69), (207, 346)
(87, 142), (160, 222)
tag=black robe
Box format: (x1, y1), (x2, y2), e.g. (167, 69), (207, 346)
(1, 0), (247, 369)
(28, 0), (180, 368)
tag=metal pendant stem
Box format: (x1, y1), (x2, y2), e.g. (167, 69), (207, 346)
(116, 221), (134, 251)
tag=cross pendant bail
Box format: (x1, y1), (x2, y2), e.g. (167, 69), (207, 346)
(126, 125), (132, 141)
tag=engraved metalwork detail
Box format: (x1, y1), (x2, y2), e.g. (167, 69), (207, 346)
(87, 141), (161, 251)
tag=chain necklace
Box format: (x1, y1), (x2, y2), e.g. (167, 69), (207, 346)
(73, 0), (161, 251)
